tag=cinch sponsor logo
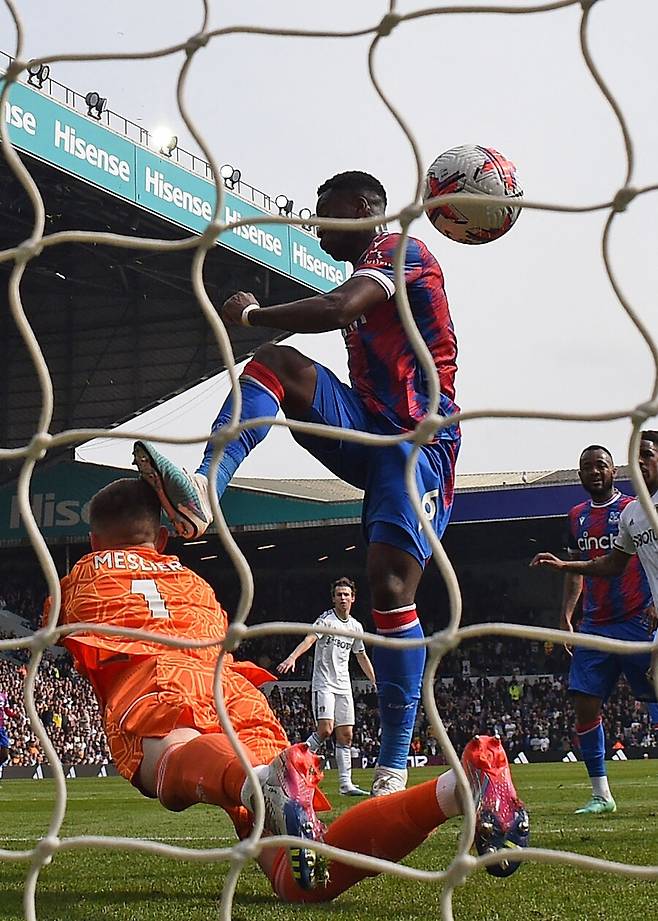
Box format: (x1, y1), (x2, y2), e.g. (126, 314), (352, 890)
(292, 241), (344, 284)
(224, 206), (283, 256)
(9, 493), (90, 530)
(3, 99), (37, 135)
(145, 166), (212, 220)
(577, 531), (612, 551)
(54, 120), (131, 182)
(633, 527), (658, 549)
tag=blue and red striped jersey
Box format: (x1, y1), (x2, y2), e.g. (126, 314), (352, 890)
(349, 232), (459, 439)
(567, 491), (651, 628)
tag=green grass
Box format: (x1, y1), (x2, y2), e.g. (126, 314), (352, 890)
(1, 762), (658, 920)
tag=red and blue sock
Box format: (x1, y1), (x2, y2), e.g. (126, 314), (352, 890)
(372, 605), (426, 771)
(576, 717), (606, 779)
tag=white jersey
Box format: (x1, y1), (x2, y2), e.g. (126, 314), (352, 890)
(613, 489), (658, 604)
(311, 609), (365, 694)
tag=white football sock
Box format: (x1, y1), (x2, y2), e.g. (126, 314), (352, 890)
(335, 744), (353, 790)
(436, 769), (460, 818)
(239, 764), (269, 810)
(591, 775), (612, 799)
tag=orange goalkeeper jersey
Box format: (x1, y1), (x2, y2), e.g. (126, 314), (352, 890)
(49, 545), (226, 650)
(44, 546), (231, 683)
(45, 546), (275, 705)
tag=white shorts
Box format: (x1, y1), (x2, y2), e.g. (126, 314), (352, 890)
(312, 689), (355, 727)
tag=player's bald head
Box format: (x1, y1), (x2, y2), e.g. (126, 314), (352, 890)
(89, 478), (162, 547)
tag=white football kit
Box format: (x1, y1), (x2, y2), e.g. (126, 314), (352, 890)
(613, 489), (658, 603)
(311, 608), (365, 726)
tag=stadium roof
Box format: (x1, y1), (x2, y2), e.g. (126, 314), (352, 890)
(232, 466), (636, 502)
(0, 154), (306, 478)
(0, 459), (637, 546)
(0, 73), (344, 484)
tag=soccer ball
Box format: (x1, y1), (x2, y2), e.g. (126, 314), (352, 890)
(423, 144), (523, 244)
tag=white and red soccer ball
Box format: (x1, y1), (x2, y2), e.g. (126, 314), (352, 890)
(423, 144), (523, 244)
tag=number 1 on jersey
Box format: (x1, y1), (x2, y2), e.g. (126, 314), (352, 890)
(131, 579), (170, 618)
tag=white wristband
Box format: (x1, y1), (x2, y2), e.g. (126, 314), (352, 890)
(240, 304), (259, 327)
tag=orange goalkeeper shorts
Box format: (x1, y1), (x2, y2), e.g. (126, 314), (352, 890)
(101, 653), (289, 783)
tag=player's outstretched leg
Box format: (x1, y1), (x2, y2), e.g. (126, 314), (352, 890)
(266, 734), (529, 902)
(133, 357), (286, 538)
(461, 735), (529, 877)
(133, 440), (213, 539)
(253, 743), (328, 890)
(153, 734), (326, 888)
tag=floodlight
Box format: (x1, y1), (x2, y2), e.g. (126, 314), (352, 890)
(299, 207), (314, 231)
(220, 164), (242, 189)
(275, 194), (293, 217)
(160, 135), (178, 157)
(27, 63), (50, 89)
(84, 91), (106, 120)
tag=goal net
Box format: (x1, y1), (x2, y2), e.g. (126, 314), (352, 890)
(1, 1), (657, 919)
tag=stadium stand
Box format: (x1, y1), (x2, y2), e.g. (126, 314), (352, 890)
(1, 645), (654, 772)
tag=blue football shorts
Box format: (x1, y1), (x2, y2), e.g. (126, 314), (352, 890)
(569, 619), (656, 702)
(293, 362), (460, 566)
(0, 727), (10, 748)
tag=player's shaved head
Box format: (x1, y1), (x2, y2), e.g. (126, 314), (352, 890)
(317, 171), (387, 215)
(640, 430), (658, 447)
(578, 444), (616, 502)
(315, 171), (387, 263)
(579, 444), (613, 465)
(89, 478), (162, 547)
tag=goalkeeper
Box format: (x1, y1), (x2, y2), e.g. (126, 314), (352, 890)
(45, 477), (527, 899)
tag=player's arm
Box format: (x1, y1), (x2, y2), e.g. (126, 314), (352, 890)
(559, 515), (584, 636)
(277, 633), (317, 674)
(219, 276), (386, 334)
(560, 570), (583, 632)
(530, 548), (631, 578)
(355, 650), (376, 686)
(533, 505), (637, 579)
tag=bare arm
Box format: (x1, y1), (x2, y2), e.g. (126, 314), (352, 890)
(355, 650), (376, 686)
(560, 571), (583, 632)
(220, 276), (387, 334)
(277, 634), (317, 675)
(531, 548), (632, 578)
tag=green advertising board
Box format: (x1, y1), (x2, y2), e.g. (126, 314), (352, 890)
(1, 80), (347, 291)
(0, 462), (362, 545)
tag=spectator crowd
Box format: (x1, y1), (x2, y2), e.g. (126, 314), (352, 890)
(0, 653), (110, 767)
(0, 563), (655, 769)
(1, 646), (655, 770)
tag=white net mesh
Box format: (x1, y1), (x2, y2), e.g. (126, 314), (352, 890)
(1, 0), (658, 918)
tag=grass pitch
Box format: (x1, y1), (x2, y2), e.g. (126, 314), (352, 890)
(1, 761), (657, 921)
